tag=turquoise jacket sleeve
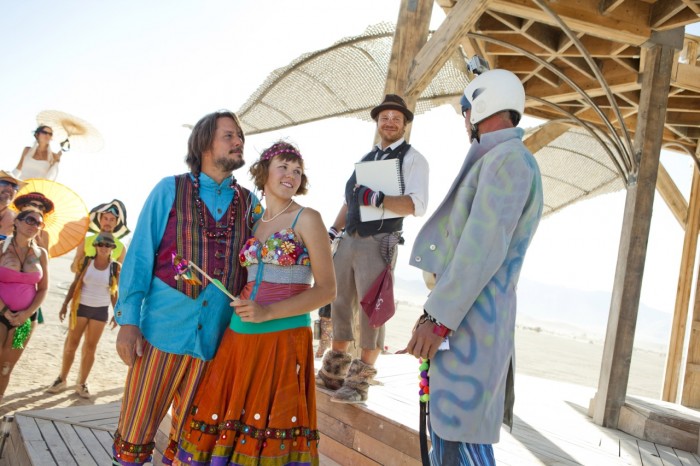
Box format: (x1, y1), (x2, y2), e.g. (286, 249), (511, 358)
(114, 177), (175, 326)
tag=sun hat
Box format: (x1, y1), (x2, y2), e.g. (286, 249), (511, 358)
(0, 170), (28, 191)
(93, 231), (117, 247)
(88, 199), (130, 239)
(13, 192), (55, 214)
(370, 94), (414, 122)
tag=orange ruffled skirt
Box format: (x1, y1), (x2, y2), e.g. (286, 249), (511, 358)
(171, 326), (319, 466)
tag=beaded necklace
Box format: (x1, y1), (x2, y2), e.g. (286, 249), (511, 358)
(192, 173), (239, 239)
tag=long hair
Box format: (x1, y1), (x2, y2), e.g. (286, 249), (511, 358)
(185, 110), (244, 175)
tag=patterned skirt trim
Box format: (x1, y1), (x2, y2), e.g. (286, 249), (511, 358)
(170, 326), (319, 466)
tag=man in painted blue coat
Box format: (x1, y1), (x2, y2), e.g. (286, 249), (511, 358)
(405, 69), (544, 465)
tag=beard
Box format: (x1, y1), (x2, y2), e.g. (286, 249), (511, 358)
(215, 153), (245, 172)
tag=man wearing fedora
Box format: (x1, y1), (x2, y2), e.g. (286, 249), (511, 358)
(0, 170), (27, 240)
(71, 199), (129, 272)
(317, 94), (429, 403)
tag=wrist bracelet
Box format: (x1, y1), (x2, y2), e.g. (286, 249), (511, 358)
(424, 311), (451, 338)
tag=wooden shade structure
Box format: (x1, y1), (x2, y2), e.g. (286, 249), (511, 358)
(238, 0), (700, 439)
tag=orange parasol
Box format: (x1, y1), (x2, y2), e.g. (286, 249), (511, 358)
(12, 179), (89, 258)
(36, 110), (104, 153)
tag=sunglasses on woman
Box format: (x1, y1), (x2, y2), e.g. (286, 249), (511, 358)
(38, 130), (53, 136)
(20, 216), (44, 227)
(95, 242), (116, 249)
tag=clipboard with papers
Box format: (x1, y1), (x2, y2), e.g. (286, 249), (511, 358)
(355, 158), (404, 222)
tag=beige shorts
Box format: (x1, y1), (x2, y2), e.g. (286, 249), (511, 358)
(330, 232), (398, 350)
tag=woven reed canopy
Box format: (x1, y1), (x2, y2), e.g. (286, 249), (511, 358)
(237, 23), (469, 133)
(237, 21), (698, 216)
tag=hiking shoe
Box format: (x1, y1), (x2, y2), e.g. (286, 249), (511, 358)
(75, 383), (90, 399)
(46, 377), (67, 394)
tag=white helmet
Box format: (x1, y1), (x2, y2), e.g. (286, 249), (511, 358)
(463, 69), (525, 126)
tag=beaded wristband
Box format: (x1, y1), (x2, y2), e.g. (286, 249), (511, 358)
(424, 311), (450, 338)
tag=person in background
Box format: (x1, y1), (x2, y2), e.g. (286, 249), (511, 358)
(13, 125), (64, 181)
(46, 231), (120, 398)
(315, 303), (332, 358)
(404, 69), (543, 465)
(1, 192), (56, 371)
(72, 200), (129, 272)
(317, 94), (429, 403)
(0, 171), (26, 240)
(112, 110), (260, 465)
(13, 192), (54, 250)
(170, 141), (335, 465)
(0, 209), (49, 404)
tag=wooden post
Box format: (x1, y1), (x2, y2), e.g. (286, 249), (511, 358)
(591, 29), (682, 428)
(663, 163), (700, 403)
(681, 146), (700, 407)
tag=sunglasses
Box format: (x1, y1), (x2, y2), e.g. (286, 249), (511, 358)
(20, 216), (43, 227)
(94, 242), (116, 249)
(38, 130), (53, 136)
(0, 180), (19, 191)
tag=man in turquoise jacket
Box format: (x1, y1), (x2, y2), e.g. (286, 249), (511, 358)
(405, 69), (544, 465)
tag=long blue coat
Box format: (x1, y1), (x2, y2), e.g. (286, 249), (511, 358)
(410, 127), (543, 443)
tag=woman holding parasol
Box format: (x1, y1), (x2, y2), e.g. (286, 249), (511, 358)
(13, 125), (64, 181)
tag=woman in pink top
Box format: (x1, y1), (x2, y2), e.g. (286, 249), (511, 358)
(0, 209), (49, 404)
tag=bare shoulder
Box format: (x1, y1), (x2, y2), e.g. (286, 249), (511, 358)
(297, 206), (323, 226)
(294, 206), (326, 239)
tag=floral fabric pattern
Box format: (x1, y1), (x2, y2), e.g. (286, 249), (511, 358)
(239, 228), (310, 267)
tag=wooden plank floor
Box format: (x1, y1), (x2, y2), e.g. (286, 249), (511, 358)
(0, 402), (164, 466)
(3, 354), (699, 465)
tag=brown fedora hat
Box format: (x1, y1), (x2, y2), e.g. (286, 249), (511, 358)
(370, 94), (414, 122)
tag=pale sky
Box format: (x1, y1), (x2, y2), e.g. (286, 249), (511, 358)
(1, 1), (697, 316)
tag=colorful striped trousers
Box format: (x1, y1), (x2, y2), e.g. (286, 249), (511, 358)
(429, 429), (496, 466)
(112, 341), (207, 465)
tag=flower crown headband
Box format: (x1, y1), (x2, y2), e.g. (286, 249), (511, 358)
(260, 144), (303, 162)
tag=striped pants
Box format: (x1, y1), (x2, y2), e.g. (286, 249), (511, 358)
(429, 429), (496, 466)
(112, 341), (207, 465)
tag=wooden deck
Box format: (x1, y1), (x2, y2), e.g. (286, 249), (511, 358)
(3, 354), (700, 465)
(0, 402), (169, 466)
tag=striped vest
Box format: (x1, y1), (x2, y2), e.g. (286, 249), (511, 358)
(153, 173), (253, 299)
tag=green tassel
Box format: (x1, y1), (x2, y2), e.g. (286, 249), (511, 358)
(12, 319), (31, 349)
